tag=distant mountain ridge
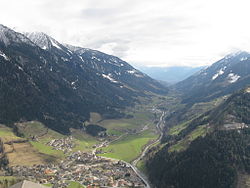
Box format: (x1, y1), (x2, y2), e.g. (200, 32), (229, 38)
(176, 51), (250, 104)
(146, 51), (250, 188)
(0, 24), (167, 133)
(139, 66), (204, 84)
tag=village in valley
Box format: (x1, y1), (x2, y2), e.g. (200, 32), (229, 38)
(0, 135), (146, 188)
(9, 151), (145, 187)
(0, 104), (162, 188)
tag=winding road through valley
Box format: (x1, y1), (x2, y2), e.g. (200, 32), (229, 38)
(130, 111), (165, 188)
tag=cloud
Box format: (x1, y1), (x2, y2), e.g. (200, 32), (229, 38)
(0, 0), (250, 67)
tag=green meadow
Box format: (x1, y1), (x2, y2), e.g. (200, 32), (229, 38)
(99, 130), (157, 162)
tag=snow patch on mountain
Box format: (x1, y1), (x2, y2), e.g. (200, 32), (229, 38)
(0, 51), (9, 61)
(67, 49), (73, 55)
(25, 32), (63, 51)
(78, 55), (84, 62)
(127, 70), (136, 74)
(227, 73), (240, 83)
(51, 39), (62, 49)
(61, 57), (69, 62)
(0, 25), (34, 46)
(91, 56), (101, 61)
(127, 69), (145, 77)
(240, 57), (248, 61)
(25, 32), (51, 49)
(102, 74), (118, 83)
(71, 79), (78, 86)
(71, 79), (78, 90)
(212, 67), (226, 80)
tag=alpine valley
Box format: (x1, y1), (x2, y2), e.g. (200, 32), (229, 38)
(0, 24), (250, 188)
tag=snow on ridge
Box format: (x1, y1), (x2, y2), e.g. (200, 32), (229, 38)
(25, 32), (63, 50)
(127, 70), (136, 74)
(227, 73), (240, 83)
(225, 51), (243, 59)
(240, 57), (248, 61)
(0, 26), (34, 46)
(0, 29), (10, 45)
(0, 51), (9, 61)
(51, 39), (62, 50)
(102, 73), (118, 83)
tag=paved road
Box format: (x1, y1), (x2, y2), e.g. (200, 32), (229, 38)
(130, 111), (165, 188)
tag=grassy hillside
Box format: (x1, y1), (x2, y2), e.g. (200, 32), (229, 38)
(0, 124), (57, 166)
(168, 125), (207, 152)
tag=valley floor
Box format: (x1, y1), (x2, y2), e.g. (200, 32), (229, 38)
(0, 95), (166, 188)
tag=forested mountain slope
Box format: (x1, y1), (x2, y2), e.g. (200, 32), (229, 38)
(147, 88), (250, 188)
(0, 24), (167, 134)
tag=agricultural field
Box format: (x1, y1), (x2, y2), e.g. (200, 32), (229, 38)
(7, 142), (56, 166)
(0, 95), (165, 169)
(86, 94), (165, 137)
(0, 125), (55, 166)
(88, 108), (157, 141)
(89, 96), (165, 163)
(0, 125), (20, 141)
(17, 121), (98, 159)
(67, 181), (85, 188)
(98, 130), (157, 162)
(70, 129), (98, 152)
(0, 122), (99, 166)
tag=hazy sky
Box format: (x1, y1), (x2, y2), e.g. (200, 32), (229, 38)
(1, 0), (250, 67)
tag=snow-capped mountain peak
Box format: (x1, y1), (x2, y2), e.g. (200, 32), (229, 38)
(176, 50), (250, 103)
(24, 32), (63, 50)
(0, 24), (34, 47)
